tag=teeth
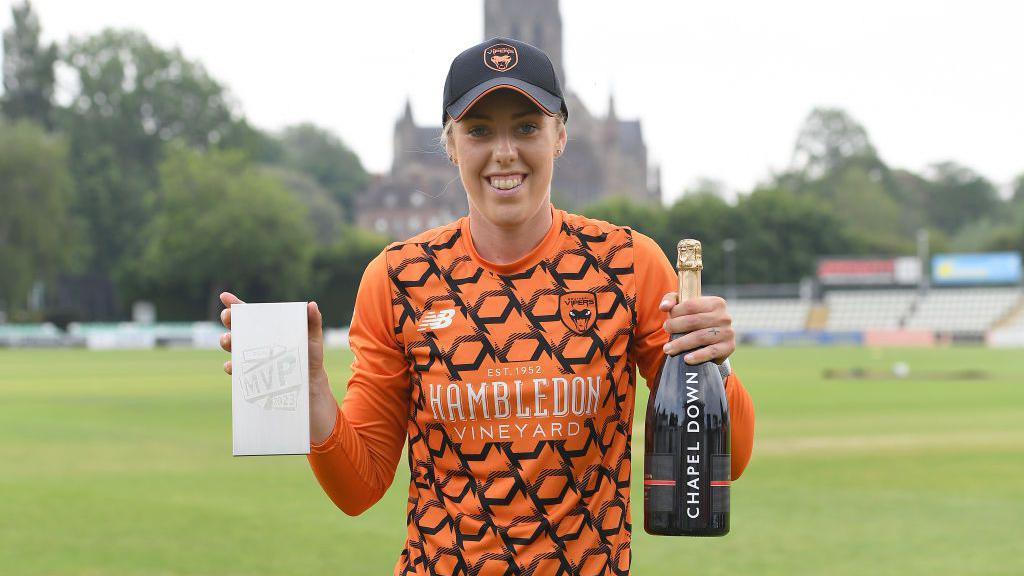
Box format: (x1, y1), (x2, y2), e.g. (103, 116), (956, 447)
(489, 175), (524, 190)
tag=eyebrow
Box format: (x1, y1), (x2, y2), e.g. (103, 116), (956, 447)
(463, 109), (543, 121)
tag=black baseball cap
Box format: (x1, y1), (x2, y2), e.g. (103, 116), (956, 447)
(442, 37), (568, 126)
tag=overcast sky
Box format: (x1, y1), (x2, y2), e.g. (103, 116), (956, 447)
(5, 0), (1022, 202)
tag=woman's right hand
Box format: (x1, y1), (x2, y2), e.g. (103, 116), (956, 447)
(218, 291), (339, 444)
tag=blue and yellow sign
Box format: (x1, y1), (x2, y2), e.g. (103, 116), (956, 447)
(932, 252), (1022, 285)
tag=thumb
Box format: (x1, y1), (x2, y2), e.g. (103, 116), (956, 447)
(660, 292), (677, 312)
(308, 301), (324, 343)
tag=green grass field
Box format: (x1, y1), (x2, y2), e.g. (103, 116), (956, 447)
(1, 346), (1022, 575)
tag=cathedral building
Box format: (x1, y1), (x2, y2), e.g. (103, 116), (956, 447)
(355, 0), (660, 239)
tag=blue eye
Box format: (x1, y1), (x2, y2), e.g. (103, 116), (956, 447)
(468, 126), (489, 137)
(519, 123), (538, 135)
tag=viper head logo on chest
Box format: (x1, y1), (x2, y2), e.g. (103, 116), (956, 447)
(568, 307), (592, 332)
(559, 291), (598, 335)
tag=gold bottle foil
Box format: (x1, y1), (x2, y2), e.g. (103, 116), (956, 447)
(676, 239), (702, 304)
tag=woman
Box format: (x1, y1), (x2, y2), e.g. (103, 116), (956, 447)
(219, 37), (754, 575)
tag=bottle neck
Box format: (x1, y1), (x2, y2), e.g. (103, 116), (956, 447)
(671, 268), (702, 341)
(679, 268), (702, 302)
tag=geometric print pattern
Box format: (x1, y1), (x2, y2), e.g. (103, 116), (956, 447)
(385, 210), (647, 575)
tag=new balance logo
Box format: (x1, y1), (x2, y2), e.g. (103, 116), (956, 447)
(417, 308), (456, 331)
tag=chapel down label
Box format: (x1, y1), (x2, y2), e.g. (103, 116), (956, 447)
(644, 239), (731, 536)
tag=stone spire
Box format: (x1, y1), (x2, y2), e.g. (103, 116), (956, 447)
(393, 96), (417, 172)
(400, 97), (414, 125)
(484, 0), (565, 87)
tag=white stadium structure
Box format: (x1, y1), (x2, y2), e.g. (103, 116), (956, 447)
(2, 253), (1022, 349)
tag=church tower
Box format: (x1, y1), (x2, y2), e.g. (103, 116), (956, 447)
(356, 0), (658, 243)
(484, 0), (565, 86)
(392, 98), (417, 175)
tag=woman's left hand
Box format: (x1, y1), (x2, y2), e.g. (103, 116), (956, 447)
(659, 293), (735, 365)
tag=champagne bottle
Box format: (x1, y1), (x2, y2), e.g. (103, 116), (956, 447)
(644, 239), (731, 537)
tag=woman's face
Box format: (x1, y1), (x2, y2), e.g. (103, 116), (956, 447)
(450, 89), (567, 228)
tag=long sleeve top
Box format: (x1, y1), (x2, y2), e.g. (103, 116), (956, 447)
(307, 203), (755, 575)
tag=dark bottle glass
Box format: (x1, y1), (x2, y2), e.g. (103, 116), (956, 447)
(644, 239), (731, 537)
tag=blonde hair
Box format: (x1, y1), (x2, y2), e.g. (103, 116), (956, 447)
(439, 112), (567, 163)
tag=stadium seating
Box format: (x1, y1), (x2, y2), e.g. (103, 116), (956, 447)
(728, 299), (810, 332)
(905, 287), (1023, 332)
(824, 290), (918, 330)
(4, 288), (1022, 348)
(987, 306), (1024, 346)
(996, 309), (1024, 332)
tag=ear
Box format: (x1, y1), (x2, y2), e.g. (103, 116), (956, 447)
(445, 135), (457, 165)
(555, 120), (567, 156)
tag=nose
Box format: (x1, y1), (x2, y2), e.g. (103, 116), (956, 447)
(492, 129), (517, 166)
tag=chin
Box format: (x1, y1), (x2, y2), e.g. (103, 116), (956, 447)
(467, 179), (550, 225)
(483, 202), (527, 224)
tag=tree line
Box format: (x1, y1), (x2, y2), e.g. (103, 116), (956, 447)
(1, 2), (382, 325)
(580, 107), (1024, 287)
(2, 2), (1022, 324)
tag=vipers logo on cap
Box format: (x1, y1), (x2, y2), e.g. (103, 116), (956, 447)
(484, 43), (518, 72)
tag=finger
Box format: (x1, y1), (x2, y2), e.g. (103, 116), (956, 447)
(219, 291), (246, 306)
(220, 332), (231, 352)
(681, 342), (734, 365)
(664, 326), (734, 356)
(664, 310), (728, 335)
(223, 360), (233, 375)
(659, 292), (677, 311)
(219, 292), (246, 329)
(671, 296), (726, 317)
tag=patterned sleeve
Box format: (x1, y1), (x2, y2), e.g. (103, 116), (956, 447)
(630, 230), (678, 389)
(305, 248), (411, 515)
(631, 230), (755, 480)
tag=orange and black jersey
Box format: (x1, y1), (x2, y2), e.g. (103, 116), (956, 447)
(308, 202), (755, 575)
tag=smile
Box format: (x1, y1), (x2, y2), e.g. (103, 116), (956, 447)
(487, 174), (527, 195)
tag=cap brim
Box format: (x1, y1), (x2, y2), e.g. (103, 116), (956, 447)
(446, 77), (562, 123)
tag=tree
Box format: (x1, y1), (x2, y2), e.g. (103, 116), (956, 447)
(923, 161), (1002, 235)
(261, 165), (345, 245)
(732, 187), (853, 283)
(791, 107), (878, 180)
(578, 194), (667, 242)
(279, 123), (368, 222)
(138, 145), (314, 320)
(1013, 173), (1024, 204)
(949, 217), (1012, 252)
(1, 1), (57, 129)
(965, 197), (1024, 255)
(222, 116), (284, 164)
(68, 142), (154, 278)
(0, 119), (83, 317)
(579, 193), (742, 285)
(825, 165), (909, 254)
(57, 28), (267, 315)
(309, 226), (389, 327)
(61, 29), (243, 158)
(664, 192), (737, 285)
(683, 177), (730, 201)
(885, 168), (931, 233)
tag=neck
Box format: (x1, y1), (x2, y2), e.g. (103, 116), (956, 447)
(468, 201), (553, 265)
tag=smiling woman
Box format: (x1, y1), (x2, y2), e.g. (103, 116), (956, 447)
(444, 89), (566, 263)
(221, 35), (754, 576)
(437, 37), (568, 265)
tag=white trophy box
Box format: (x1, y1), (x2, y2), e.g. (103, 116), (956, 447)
(231, 302), (310, 456)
